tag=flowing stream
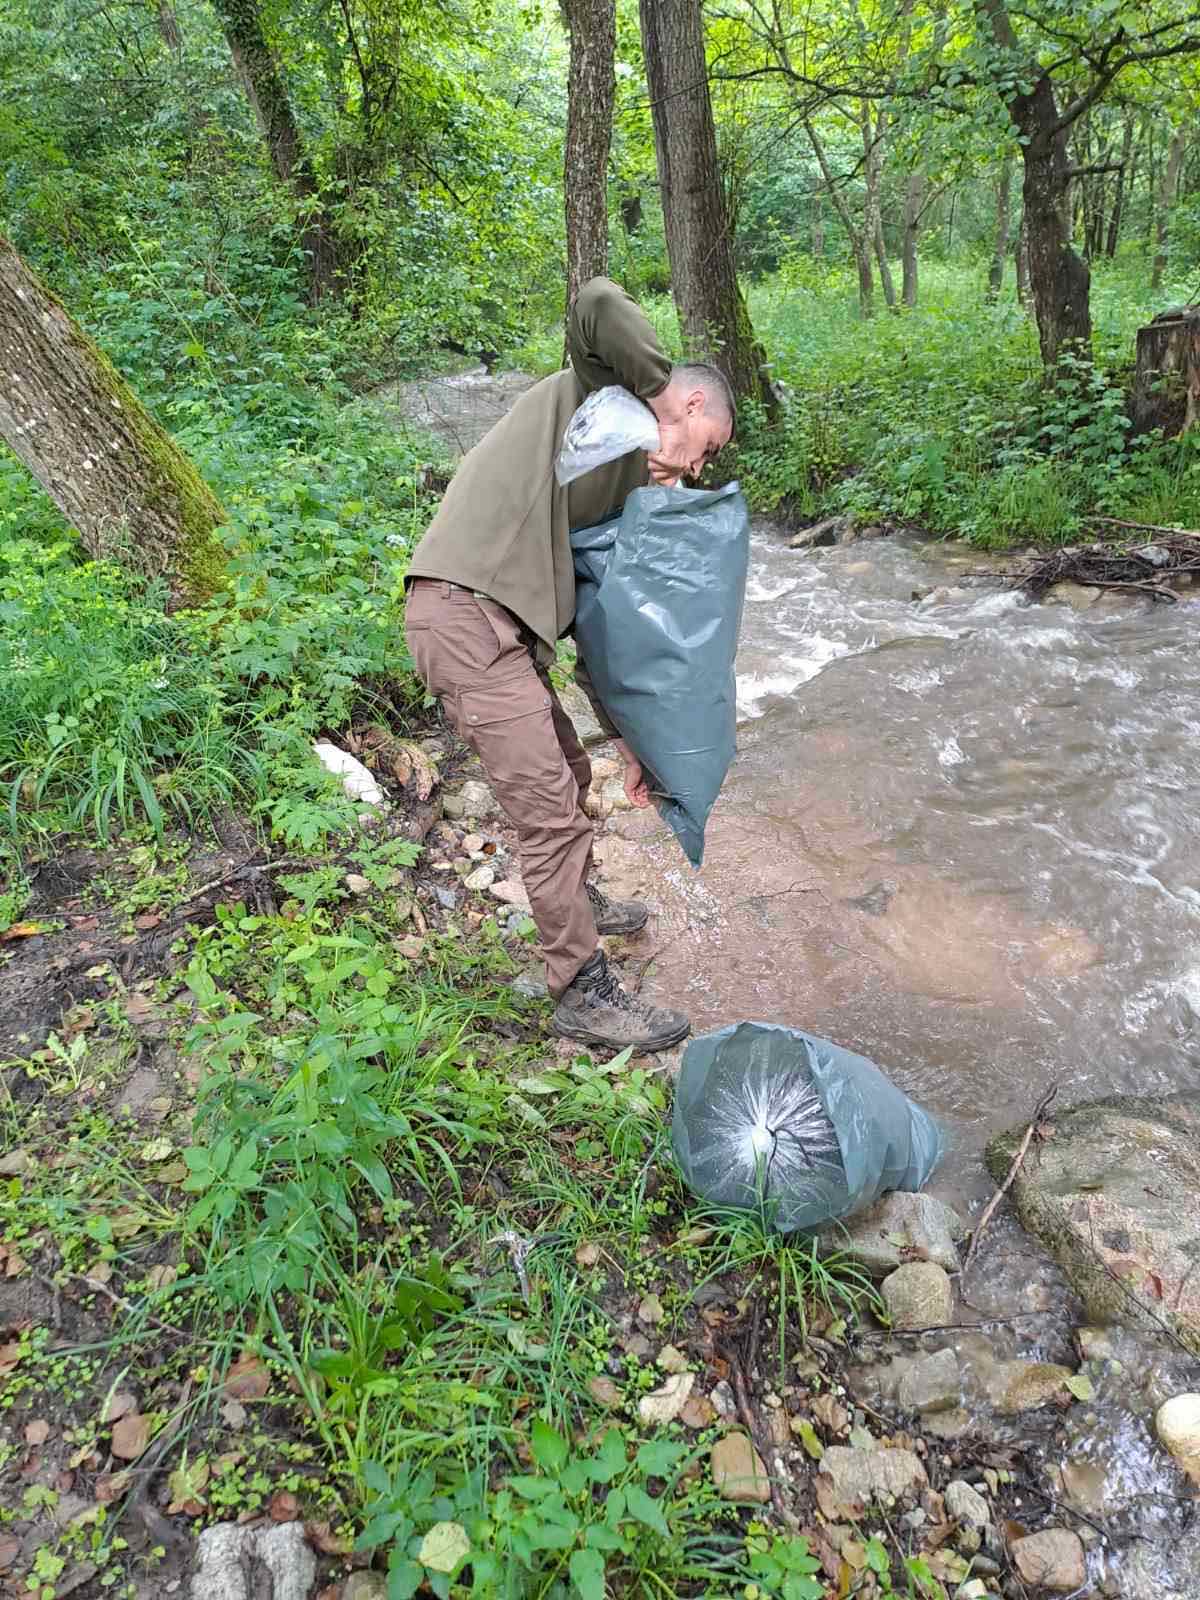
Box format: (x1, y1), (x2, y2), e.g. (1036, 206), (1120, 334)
(602, 528), (1200, 1211)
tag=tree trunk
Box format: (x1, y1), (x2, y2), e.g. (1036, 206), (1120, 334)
(901, 170), (925, 308)
(563, 0), (616, 307)
(1105, 115), (1135, 257)
(1152, 126), (1187, 291)
(805, 119), (873, 317)
(811, 187), (825, 256)
(874, 216), (897, 309)
(639, 0), (776, 411)
(1130, 307), (1200, 435)
(862, 103), (896, 310)
(0, 237), (226, 606)
(211, 0), (340, 303)
(986, 158), (1014, 300)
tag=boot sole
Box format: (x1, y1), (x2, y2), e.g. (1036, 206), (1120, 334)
(594, 908), (649, 936)
(550, 1016), (690, 1052)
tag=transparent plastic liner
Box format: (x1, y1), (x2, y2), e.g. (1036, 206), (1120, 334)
(671, 1022), (944, 1231)
(555, 385), (661, 486)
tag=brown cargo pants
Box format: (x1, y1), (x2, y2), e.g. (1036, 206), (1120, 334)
(404, 578), (599, 997)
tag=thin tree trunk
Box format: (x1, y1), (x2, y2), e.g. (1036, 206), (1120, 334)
(563, 0), (616, 308)
(0, 236), (225, 606)
(211, 0), (340, 303)
(986, 157), (1014, 300)
(1015, 212), (1030, 307)
(812, 186), (825, 255)
(1152, 126), (1187, 291)
(156, 0), (182, 48)
(640, 0), (776, 411)
(862, 102), (896, 309)
(901, 169), (926, 307)
(1105, 115), (1135, 257)
(805, 119), (873, 317)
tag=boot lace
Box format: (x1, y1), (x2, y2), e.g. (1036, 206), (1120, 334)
(583, 957), (636, 1013)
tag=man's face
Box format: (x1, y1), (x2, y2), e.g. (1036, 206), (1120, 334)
(648, 389), (732, 485)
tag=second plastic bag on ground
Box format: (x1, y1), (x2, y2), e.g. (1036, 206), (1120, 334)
(571, 481), (749, 868)
(671, 1021), (944, 1230)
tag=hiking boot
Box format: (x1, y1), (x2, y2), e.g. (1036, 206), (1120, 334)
(551, 951), (689, 1052)
(587, 880), (649, 936)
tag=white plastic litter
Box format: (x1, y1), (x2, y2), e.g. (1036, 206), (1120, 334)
(312, 741), (385, 808)
(555, 385), (661, 486)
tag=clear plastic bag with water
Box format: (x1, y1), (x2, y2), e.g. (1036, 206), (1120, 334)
(555, 385), (661, 486)
(671, 1022), (944, 1231)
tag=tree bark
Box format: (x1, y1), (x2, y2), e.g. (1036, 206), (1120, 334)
(986, 157), (1014, 301)
(1152, 126), (1187, 291)
(805, 119), (873, 317)
(210, 0), (340, 303)
(863, 103), (896, 309)
(562, 0), (616, 307)
(1105, 114), (1135, 257)
(901, 169), (926, 308)
(0, 236), (226, 607)
(979, 0), (1092, 372)
(1015, 212), (1030, 307)
(639, 0), (776, 411)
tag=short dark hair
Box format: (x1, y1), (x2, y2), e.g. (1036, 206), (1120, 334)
(674, 361), (736, 435)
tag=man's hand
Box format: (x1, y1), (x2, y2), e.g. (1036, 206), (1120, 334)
(614, 739), (652, 808)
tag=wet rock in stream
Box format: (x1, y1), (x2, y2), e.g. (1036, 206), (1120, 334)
(986, 1092), (1200, 1344)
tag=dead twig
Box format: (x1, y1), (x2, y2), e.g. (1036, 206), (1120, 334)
(716, 1330), (789, 1522)
(962, 1085), (1057, 1285)
(1087, 514), (1200, 538)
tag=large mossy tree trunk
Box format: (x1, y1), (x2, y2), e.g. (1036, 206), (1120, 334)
(211, 0), (342, 303)
(562, 0), (616, 307)
(0, 236), (226, 607)
(639, 0), (777, 414)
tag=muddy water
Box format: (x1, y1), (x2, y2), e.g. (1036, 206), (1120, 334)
(601, 530), (1200, 1208)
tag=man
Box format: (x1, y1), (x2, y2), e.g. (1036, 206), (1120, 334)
(404, 278), (735, 1051)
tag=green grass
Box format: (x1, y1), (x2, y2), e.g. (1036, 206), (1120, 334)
(734, 257), (1200, 547)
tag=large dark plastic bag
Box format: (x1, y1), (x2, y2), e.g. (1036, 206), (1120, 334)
(671, 1022), (944, 1230)
(571, 481), (748, 867)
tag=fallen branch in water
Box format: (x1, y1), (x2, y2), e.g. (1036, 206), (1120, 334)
(962, 1084), (1058, 1285)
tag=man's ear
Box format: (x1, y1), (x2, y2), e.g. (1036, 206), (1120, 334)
(685, 387), (706, 416)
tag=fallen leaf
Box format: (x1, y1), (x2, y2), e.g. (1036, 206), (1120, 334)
(155, 1161), (189, 1184)
(213, 1452), (244, 1476)
(139, 1138), (174, 1163)
(5, 1250), (27, 1278)
(588, 1376), (623, 1410)
(145, 1263), (178, 1291)
(269, 1490), (300, 1522)
(102, 1391), (138, 1424)
(0, 1534), (20, 1570)
(0, 1150), (31, 1177)
(1065, 1373), (1095, 1402)
(220, 1399), (248, 1430)
(637, 1292), (665, 1326)
(224, 1353), (270, 1401)
(419, 1520), (471, 1574)
(110, 1411), (150, 1460)
(109, 1208), (150, 1240)
(815, 1474), (864, 1524)
(70, 915), (100, 931)
(812, 1394), (850, 1434)
(678, 1394), (717, 1429)
(794, 1420), (825, 1461)
(84, 1260), (113, 1286)
(575, 1242), (600, 1268)
(24, 1418), (50, 1446)
(166, 1456), (210, 1513)
(638, 1371), (695, 1426)
(132, 913), (162, 930)
(0, 922), (46, 941)
(305, 1521), (353, 1557)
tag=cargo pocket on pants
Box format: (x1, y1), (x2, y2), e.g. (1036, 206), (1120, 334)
(454, 678), (577, 806)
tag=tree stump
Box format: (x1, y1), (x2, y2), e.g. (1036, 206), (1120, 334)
(1130, 306), (1200, 436)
